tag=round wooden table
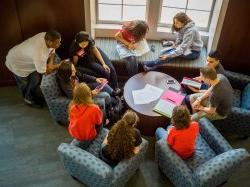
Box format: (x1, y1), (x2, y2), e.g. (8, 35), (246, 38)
(124, 71), (181, 136)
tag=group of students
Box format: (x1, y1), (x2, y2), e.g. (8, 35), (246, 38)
(4, 11), (234, 163)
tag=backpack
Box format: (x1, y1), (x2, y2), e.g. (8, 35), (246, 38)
(107, 96), (125, 124)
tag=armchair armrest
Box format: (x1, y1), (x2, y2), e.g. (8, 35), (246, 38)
(214, 107), (250, 136)
(194, 148), (249, 187)
(58, 143), (113, 187)
(112, 138), (149, 186)
(225, 70), (250, 90)
(48, 97), (70, 124)
(155, 139), (195, 187)
(199, 118), (232, 154)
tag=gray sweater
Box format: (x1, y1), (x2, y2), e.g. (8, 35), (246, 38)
(170, 21), (203, 58)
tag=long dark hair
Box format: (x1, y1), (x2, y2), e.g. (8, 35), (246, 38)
(56, 60), (72, 84)
(122, 20), (149, 42)
(106, 110), (139, 161)
(74, 31), (95, 59)
(171, 12), (192, 32)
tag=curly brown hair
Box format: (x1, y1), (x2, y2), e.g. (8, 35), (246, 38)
(122, 20), (149, 42)
(106, 110), (139, 161)
(171, 105), (191, 129)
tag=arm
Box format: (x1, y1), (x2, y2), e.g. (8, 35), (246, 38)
(72, 56), (79, 66)
(92, 47), (110, 72)
(46, 54), (61, 74)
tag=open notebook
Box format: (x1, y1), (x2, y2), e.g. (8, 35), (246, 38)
(116, 39), (150, 58)
(181, 77), (202, 89)
(153, 87), (185, 118)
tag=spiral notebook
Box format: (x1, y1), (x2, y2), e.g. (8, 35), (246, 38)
(153, 87), (185, 118)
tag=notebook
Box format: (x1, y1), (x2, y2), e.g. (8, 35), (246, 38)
(181, 77), (202, 89)
(153, 87), (185, 118)
(116, 39), (150, 58)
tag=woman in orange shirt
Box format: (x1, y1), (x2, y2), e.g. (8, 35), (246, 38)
(155, 105), (199, 159)
(68, 83), (103, 148)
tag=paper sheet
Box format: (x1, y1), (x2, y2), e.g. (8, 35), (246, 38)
(132, 84), (163, 105)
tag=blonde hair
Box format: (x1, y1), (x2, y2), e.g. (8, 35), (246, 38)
(68, 83), (93, 111)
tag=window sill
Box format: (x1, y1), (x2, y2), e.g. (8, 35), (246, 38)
(94, 24), (209, 44)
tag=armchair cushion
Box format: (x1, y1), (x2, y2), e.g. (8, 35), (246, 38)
(194, 148), (249, 187)
(232, 89), (241, 107)
(185, 135), (216, 171)
(241, 83), (250, 110)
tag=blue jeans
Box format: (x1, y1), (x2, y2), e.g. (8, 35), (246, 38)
(144, 50), (201, 67)
(13, 71), (43, 103)
(155, 125), (174, 140)
(84, 48), (119, 89)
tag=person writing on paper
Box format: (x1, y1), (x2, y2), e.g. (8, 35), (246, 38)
(68, 83), (103, 149)
(100, 110), (142, 167)
(5, 30), (62, 106)
(143, 12), (203, 71)
(155, 105), (199, 159)
(115, 20), (149, 77)
(187, 50), (226, 93)
(69, 31), (120, 94)
(188, 67), (233, 122)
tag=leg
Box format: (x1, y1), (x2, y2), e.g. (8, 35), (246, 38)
(97, 48), (119, 89)
(123, 56), (138, 77)
(85, 62), (110, 83)
(180, 50), (201, 60)
(13, 74), (29, 98)
(155, 127), (167, 141)
(26, 71), (43, 104)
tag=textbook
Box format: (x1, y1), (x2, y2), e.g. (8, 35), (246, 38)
(116, 39), (150, 58)
(181, 77), (202, 89)
(153, 87), (185, 118)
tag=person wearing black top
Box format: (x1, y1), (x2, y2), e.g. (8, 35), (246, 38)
(100, 110), (142, 167)
(69, 31), (120, 94)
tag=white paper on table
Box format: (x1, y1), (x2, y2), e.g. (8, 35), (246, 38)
(132, 84), (163, 105)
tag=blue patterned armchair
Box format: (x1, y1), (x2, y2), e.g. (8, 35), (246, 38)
(40, 71), (70, 125)
(58, 128), (149, 187)
(214, 70), (250, 137)
(155, 117), (249, 187)
(40, 71), (107, 125)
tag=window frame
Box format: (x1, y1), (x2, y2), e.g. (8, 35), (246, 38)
(158, 0), (217, 31)
(95, 0), (149, 24)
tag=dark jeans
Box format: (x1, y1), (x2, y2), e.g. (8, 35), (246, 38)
(13, 71), (43, 103)
(144, 50), (201, 67)
(80, 48), (119, 89)
(123, 56), (138, 77)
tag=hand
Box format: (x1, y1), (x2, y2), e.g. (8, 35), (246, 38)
(128, 42), (136, 50)
(96, 78), (107, 84)
(193, 76), (202, 82)
(91, 89), (100, 96)
(192, 100), (201, 110)
(102, 64), (110, 73)
(159, 54), (169, 60)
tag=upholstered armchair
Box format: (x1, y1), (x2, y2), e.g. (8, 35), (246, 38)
(40, 71), (70, 125)
(214, 70), (250, 138)
(58, 128), (149, 187)
(40, 71), (106, 125)
(155, 117), (249, 187)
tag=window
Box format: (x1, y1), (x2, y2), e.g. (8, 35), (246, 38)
(159, 0), (215, 31)
(96, 0), (147, 23)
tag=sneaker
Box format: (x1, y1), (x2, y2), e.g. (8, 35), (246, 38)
(24, 98), (34, 105)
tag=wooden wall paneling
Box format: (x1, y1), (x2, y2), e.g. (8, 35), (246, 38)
(0, 0), (23, 86)
(15, 0), (86, 58)
(217, 0), (250, 75)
